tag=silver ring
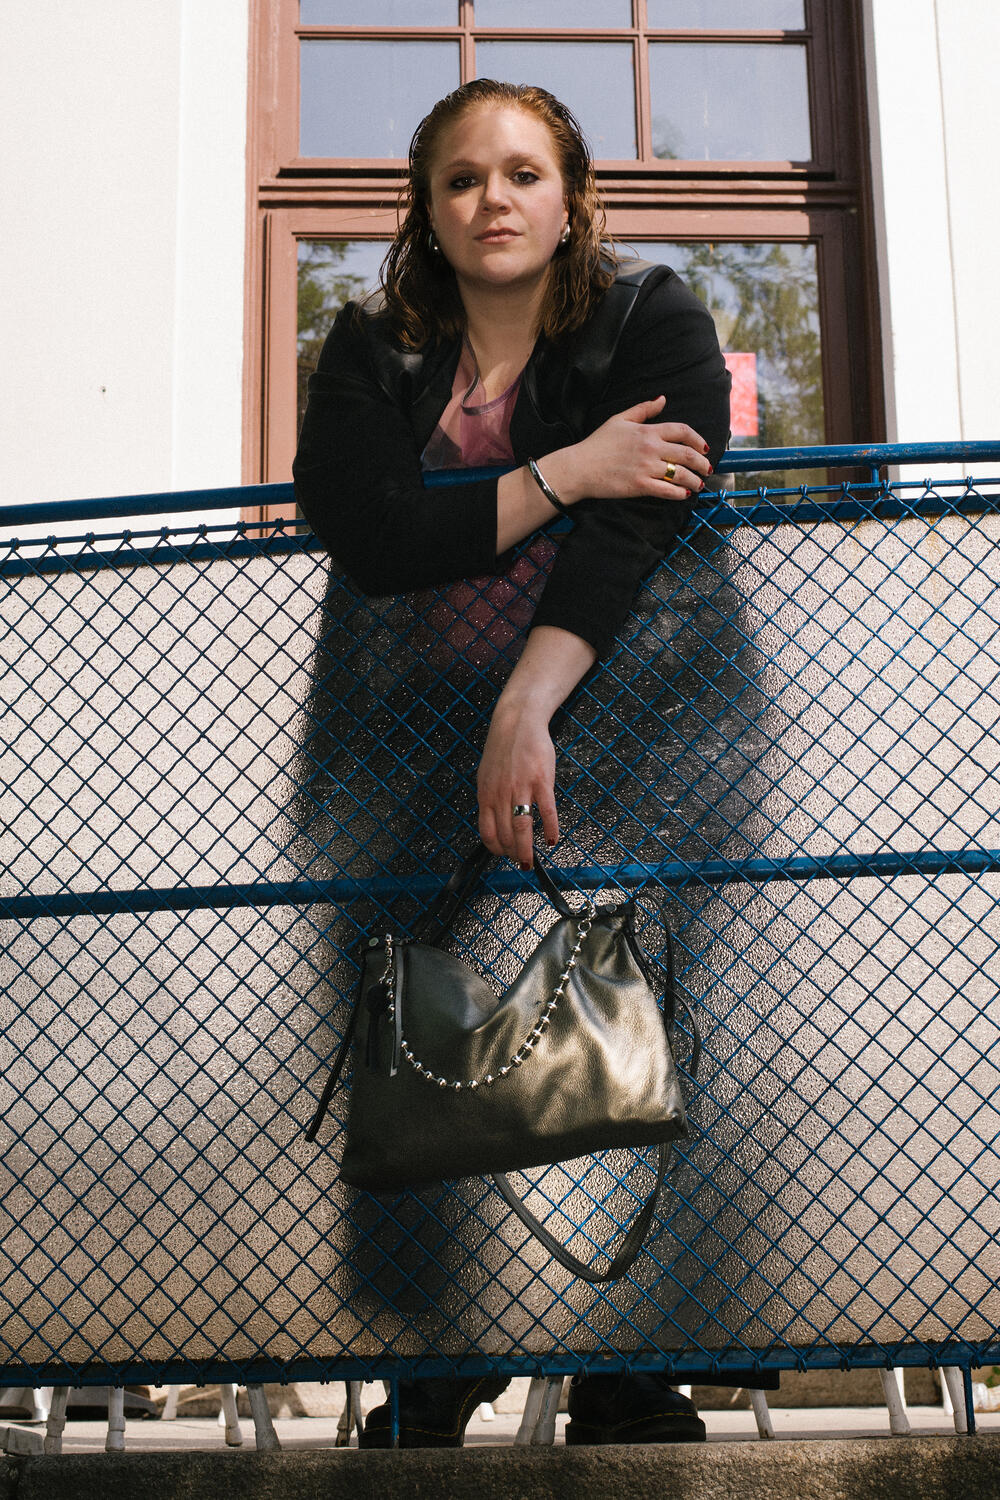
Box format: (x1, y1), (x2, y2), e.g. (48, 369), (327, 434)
(512, 803), (533, 817)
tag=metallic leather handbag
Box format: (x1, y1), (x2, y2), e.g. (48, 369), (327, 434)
(306, 844), (698, 1281)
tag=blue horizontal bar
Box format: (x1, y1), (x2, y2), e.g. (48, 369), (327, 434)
(0, 481), (297, 530)
(3, 1338), (997, 1391)
(697, 486), (1000, 530)
(6, 845), (1000, 922)
(5, 479), (1000, 582)
(716, 440), (1000, 474)
(3, 441), (1000, 531)
(0, 532), (323, 580)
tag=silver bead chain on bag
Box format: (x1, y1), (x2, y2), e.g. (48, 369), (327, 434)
(381, 902), (597, 1091)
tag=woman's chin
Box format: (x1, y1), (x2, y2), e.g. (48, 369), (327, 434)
(455, 258), (554, 297)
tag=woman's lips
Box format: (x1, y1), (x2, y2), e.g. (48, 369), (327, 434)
(477, 229), (519, 242)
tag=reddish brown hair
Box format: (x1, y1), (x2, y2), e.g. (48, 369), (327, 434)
(379, 80), (616, 348)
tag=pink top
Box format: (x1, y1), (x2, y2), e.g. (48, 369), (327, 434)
(418, 341), (556, 672)
(421, 339), (521, 472)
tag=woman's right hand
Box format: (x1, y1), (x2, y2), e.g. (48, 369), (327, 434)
(543, 395), (712, 506)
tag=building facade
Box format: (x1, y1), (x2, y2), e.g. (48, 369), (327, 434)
(1, 0), (997, 523)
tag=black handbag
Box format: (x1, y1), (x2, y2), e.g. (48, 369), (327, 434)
(306, 843), (699, 1281)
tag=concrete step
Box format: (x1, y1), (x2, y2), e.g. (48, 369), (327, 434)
(3, 1434), (1000, 1500)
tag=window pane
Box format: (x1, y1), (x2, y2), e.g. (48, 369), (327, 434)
(298, 240), (390, 433)
(640, 242), (824, 488)
(646, 0), (804, 27)
(475, 42), (636, 157)
(300, 41), (459, 156)
(649, 41), (810, 160)
(474, 0), (632, 24)
(300, 1), (456, 22)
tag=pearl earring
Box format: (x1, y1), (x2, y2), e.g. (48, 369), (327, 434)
(428, 229), (441, 255)
(559, 223), (571, 246)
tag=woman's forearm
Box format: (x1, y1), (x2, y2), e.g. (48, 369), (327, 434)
(477, 625), (597, 864)
(495, 396), (711, 556)
(495, 625), (597, 720)
(496, 466), (567, 553)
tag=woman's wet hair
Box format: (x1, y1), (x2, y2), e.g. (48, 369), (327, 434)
(378, 79), (617, 348)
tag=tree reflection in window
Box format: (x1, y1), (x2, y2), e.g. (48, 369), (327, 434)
(643, 241), (825, 491)
(297, 240), (389, 433)
(298, 238), (826, 492)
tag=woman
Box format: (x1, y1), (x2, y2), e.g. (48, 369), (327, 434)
(294, 80), (732, 1448)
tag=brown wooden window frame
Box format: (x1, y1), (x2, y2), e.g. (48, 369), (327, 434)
(244, 0), (882, 520)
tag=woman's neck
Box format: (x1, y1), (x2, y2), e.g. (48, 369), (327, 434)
(458, 277), (546, 402)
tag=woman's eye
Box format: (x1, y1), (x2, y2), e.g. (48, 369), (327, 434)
(513, 170), (539, 185)
(449, 175), (476, 191)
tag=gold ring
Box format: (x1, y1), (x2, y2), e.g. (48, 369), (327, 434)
(663, 463), (677, 481)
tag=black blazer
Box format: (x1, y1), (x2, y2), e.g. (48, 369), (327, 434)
(293, 261), (731, 658)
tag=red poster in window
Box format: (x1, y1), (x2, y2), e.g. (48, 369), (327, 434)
(724, 352), (759, 437)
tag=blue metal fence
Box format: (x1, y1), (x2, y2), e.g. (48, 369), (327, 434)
(1, 443), (999, 1397)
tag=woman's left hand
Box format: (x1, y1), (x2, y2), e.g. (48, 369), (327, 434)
(477, 697), (559, 869)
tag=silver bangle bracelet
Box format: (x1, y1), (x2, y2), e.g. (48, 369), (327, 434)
(527, 457), (573, 519)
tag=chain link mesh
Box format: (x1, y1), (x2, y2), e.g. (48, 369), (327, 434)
(2, 477), (999, 1385)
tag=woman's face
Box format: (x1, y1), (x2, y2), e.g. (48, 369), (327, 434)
(426, 104), (569, 302)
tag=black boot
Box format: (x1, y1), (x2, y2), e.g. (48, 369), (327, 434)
(566, 1372), (706, 1445)
(360, 1375), (510, 1449)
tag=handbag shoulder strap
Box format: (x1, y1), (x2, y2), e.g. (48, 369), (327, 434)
(492, 910), (693, 1280)
(410, 841), (493, 945)
(492, 1143), (670, 1283)
(413, 841), (574, 946)
(304, 938), (384, 1142)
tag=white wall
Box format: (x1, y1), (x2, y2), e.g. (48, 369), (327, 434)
(0, 0), (249, 539)
(865, 0), (1000, 473)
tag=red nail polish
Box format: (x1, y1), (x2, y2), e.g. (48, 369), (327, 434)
(546, 839), (557, 849)
(707, 464), (714, 474)
(703, 444), (710, 454)
(520, 862), (532, 873)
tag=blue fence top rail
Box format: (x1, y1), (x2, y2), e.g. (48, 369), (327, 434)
(2, 441), (999, 532)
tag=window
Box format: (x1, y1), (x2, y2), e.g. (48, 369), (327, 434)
(245, 0), (881, 512)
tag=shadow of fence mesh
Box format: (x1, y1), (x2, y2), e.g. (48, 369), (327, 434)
(1, 477), (999, 1384)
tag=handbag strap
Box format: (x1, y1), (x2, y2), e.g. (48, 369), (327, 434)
(304, 939), (384, 1142)
(491, 1142), (670, 1283)
(491, 898), (696, 1281)
(412, 841), (573, 947)
(410, 841), (494, 945)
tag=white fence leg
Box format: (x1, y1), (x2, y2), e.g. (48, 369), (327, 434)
(105, 1388), (126, 1452)
(939, 1368), (954, 1416)
(161, 1385), (179, 1421)
(514, 1377), (545, 1445)
(336, 1381), (364, 1447)
(749, 1388), (774, 1439)
(43, 1388), (69, 1456)
(246, 1384), (281, 1451)
(218, 1384), (243, 1446)
(879, 1368), (910, 1436)
(31, 1388), (52, 1423)
(514, 1377), (562, 1446)
(941, 1368), (968, 1434)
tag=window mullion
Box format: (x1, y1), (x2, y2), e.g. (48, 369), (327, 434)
(635, 9), (650, 164)
(460, 0), (474, 81)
